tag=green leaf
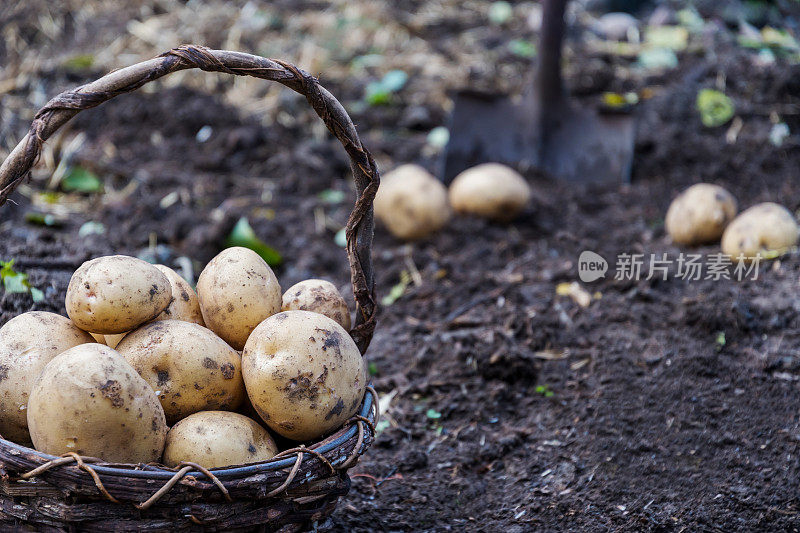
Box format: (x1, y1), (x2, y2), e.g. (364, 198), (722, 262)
(62, 166), (102, 193)
(381, 279), (407, 306)
(224, 217), (282, 266)
(601, 92), (639, 109)
(24, 212), (62, 227)
(365, 82), (392, 105)
(425, 408), (442, 420)
(1, 260), (29, 294)
(696, 89), (735, 128)
(317, 189), (346, 204)
(508, 39), (536, 58)
(62, 54), (94, 70)
(488, 1), (513, 25)
(30, 287), (45, 303)
(716, 331), (726, 347)
(535, 384), (554, 398)
(368, 362), (379, 376)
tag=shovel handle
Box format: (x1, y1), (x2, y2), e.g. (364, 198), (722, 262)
(536, 0), (567, 105)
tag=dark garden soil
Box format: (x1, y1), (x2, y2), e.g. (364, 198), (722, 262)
(3, 5), (800, 532)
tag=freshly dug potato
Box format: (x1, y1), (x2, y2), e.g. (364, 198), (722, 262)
(197, 247), (281, 350)
(162, 411), (278, 469)
(721, 202), (800, 261)
(0, 312), (94, 445)
(153, 264), (205, 326)
(373, 164), (451, 240)
(449, 163), (531, 221)
(242, 311), (366, 441)
(90, 332), (127, 349)
(27, 343), (167, 462)
(281, 279), (351, 330)
(116, 320), (245, 424)
(665, 183), (737, 245)
(66, 255), (171, 334)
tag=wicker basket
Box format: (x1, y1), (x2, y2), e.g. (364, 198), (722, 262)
(0, 45), (380, 532)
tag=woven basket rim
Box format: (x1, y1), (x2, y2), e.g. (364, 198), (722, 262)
(0, 390), (375, 482)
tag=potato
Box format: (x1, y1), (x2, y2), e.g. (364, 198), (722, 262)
(665, 183), (737, 245)
(116, 320), (245, 424)
(27, 343), (167, 462)
(242, 311), (366, 441)
(197, 247), (281, 350)
(721, 202), (800, 261)
(90, 332), (127, 349)
(0, 312), (94, 445)
(373, 164), (451, 240)
(448, 163), (531, 221)
(162, 411), (278, 469)
(153, 264), (205, 326)
(281, 279), (351, 330)
(66, 255), (171, 334)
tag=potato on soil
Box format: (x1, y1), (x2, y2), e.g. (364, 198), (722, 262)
(0, 312), (94, 445)
(281, 279), (351, 330)
(66, 255), (171, 334)
(162, 411), (278, 469)
(27, 343), (167, 463)
(197, 247), (281, 350)
(116, 320), (245, 424)
(448, 163), (531, 221)
(721, 202), (800, 261)
(373, 164), (451, 240)
(153, 264), (205, 326)
(242, 310), (366, 441)
(665, 183), (737, 245)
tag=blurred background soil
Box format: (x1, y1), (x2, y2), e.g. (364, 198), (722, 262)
(2, 1), (800, 530)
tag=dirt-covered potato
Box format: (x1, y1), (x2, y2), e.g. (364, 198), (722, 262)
(27, 343), (167, 462)
(66, 255), (171, 334)
(242, 310), (366, 441)
(197, 247), (281, 350)
(721, 202), (800, 260)
(281, 279), (351, 330)
(449, 163), (531, 221)
(373, 164), (451, 240)
(162, 411), (278, 469)
(116, 320), (245, 424)
(153, 265), (205, 325)
(0, 312), (94, 445)
(665, 183), (737, 245)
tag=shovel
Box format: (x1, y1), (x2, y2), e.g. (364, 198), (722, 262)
(441, 0), (635, 184)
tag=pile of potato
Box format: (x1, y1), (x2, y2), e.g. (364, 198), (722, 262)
(666, 183), (799, 260)
(0, 248), (366, 469)
(374, 162), (532, 240)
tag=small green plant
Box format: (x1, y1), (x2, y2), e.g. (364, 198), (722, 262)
(697, 89), (735, 128)
(364, 70), (408, 106)
(62, 166), (102, 193)
(225, 217), (282, 266)
(0, 260), (44, 302)
(535, 384), (554, 398)
(715, 331), (726, 351)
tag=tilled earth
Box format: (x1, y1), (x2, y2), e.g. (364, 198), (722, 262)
(2, 4), (800, 531)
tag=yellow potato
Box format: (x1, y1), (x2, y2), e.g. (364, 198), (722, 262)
(197, 247), (281, 350)
(449, 163), (531, 221)
(281, 279), (351, 330)
(721, 202), (799, 261)
(665, 183), (737, 245)
(242, 310), (366, 441)
(27, 343), (167, 462)
(153, 264), (205, 326)
(373, 164), (451, 240)
(0, 312), (94, 445)
(162, 411), (278, 469)
(116, 320), (245, 424)
(66, 255), (171, 334)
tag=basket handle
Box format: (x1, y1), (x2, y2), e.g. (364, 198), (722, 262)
(0, 45), (379, 353)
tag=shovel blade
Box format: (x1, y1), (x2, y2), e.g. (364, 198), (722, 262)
(441, 90), (635, 185)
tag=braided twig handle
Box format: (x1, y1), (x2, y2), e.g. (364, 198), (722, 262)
(0, 45), (378, 352)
